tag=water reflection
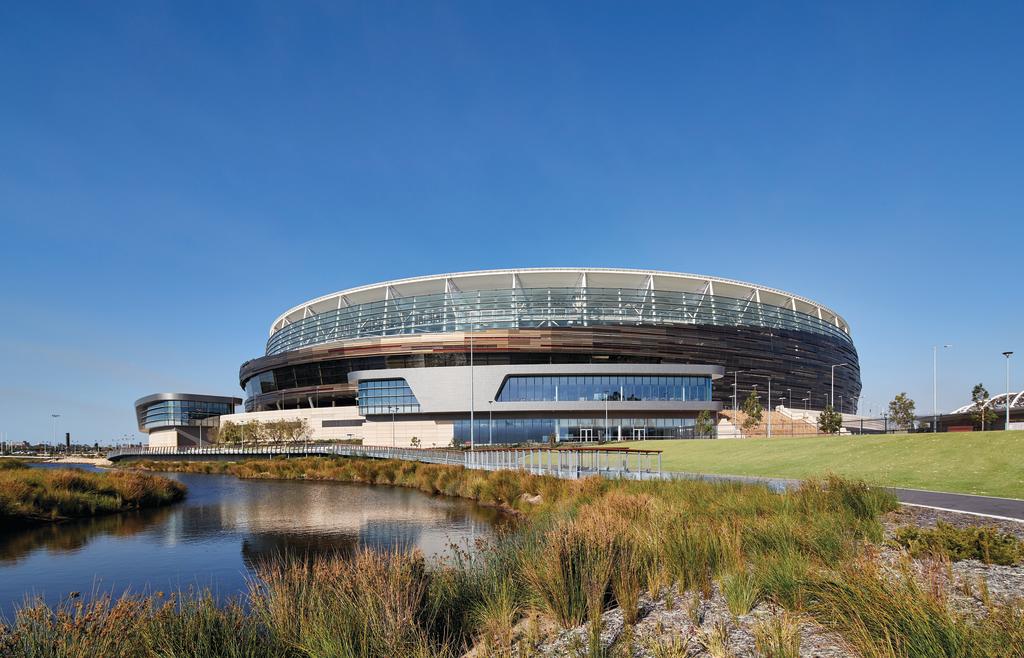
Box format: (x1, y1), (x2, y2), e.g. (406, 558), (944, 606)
(0, 468), (505, 618)
(0, 508), (170, 564)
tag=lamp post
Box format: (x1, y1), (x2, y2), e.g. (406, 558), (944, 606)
(603, 391), (610, 442)
(731, 371), (745, 414)
(786, 388), (792, 409)
(933, 344), (951, 432)
(488, 400), (494, 445)
(806, 391), (811, 411)
(390, 406), (397, 448)
(469, 329), (474, 451)
(830, 363), (848, 409)
(1004, 352), (1014, 430)
(50, 414), (60, 450)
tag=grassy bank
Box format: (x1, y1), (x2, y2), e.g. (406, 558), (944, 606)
(6, 457), (1024, 656)
(128, 456), (582, 513)
(621, 429), (1024, 499)
(0, 461), (186, 524)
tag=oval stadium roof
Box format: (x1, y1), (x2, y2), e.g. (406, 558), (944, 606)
(269, 268), (851, 338)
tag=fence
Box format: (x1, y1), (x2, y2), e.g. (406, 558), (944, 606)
(105, 443), (665, 480)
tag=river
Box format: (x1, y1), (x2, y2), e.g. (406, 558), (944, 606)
(0, 464), (505, 620)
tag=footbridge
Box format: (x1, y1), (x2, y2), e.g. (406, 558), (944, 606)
(105, 444), (665, 480)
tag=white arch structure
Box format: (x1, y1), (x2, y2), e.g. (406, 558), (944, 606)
(952, 391), (1024, 414)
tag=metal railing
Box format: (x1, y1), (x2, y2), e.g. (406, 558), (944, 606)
(105, 443), (664, 480)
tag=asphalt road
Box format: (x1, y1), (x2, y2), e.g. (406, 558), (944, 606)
(892, 487), (1024, 521)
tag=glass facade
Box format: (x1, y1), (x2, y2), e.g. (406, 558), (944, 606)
(139, 400), (236, 430)
(454, 417), (699, 444)
(496, 375), (712, 402)
(244, 352), (663, 399)
(358, 379), (420, 415)
(266, 287), (852, 356)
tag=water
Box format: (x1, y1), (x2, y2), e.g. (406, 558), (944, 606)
(0, 464), (505, 619)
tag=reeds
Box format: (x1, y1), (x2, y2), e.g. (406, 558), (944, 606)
(0, 465), (186, 524)
(11, 458), (1018, 657)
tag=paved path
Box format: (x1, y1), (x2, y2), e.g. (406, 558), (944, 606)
(891, 487), (1024, 522)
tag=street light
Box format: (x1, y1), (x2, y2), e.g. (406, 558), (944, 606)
(50, 414), (60, 451)
(603, 391), (610, 442)
(786, 388), (792, 409)
(730, 371), (746, 414)
(469, 328), (475, 451)
(488, 400), (494, 445)
(830, 364), (848, 409)
(390, 406), (397, 448)
(933, 344), (952, 432)
(1004, 352), (1014, 430)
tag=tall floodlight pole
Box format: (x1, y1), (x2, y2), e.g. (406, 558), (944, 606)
(51, 414), (60, 450)
(933, 345), (952, 432)
(1004, 352), (1014, 430)
(830, 364), (847, 409)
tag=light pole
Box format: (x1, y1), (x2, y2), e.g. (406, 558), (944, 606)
(469, 328), (475, 451)
(488, 400), (494, 445)
(932, 344), (951, 432)
(830, 364), (848, 409)
(806, 391), (811, 411)
(390, 406), (397, 448)
(1004, 352), (1014, 430)
(50, 414), (60, 451)
(603, 391), (610, 442)
(731, 371), (745, 414)
(786, 388), (792, 409)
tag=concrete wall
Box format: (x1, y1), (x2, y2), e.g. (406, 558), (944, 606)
(215, 406), (455, 449)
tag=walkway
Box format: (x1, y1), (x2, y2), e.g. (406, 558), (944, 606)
(106, 444), (1024, 522)
(106, 444), (666, 481)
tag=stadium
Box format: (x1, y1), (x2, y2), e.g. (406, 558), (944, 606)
(212, 268), (860, 448)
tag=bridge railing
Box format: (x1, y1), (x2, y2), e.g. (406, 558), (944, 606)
(106, 444), (664, 480)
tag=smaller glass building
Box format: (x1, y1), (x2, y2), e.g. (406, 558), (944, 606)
(135, 393), (242, 448)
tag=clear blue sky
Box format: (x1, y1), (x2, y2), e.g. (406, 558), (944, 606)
(1, 2), (1021, 443)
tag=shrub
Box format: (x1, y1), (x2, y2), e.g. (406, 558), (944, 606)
(894, 522), (1024, 566)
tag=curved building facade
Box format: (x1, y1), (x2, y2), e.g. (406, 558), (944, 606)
(227, 269), (860, 447)
(135, 393), (242, 448)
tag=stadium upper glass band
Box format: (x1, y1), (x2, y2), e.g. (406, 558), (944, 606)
(234, 269), (860, 445)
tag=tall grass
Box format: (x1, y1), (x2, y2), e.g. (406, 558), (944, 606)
(16, 457), (1021, 657)
(0, 465), (186, 524)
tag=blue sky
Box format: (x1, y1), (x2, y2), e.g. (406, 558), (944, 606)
(1, 2), (1021, 443)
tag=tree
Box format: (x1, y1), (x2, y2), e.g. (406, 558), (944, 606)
(818, 405), (843, 434)
(888, 393), (916, 431)
(695, 410), (715, 438)
(741, 390), (763, 431)
(970, 383), (998, 431)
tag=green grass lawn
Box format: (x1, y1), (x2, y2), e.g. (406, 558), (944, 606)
(620, 430), (1024, 499)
